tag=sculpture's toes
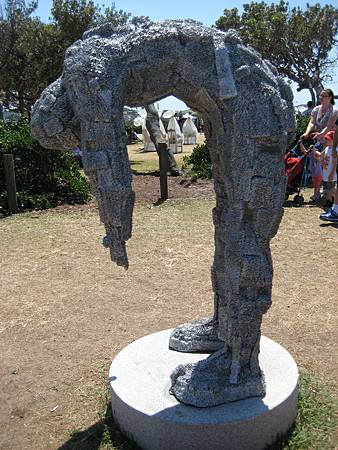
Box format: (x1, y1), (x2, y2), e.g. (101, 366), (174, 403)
(170, 349), (265, 407)
(169, 317), (223, 353)
(170, 363), (194, 385)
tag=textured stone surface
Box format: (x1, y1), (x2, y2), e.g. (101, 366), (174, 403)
(31, 19), (296, 407)
(109, 329), (299, 450)
(145, 104), (180, 175)
(169, 317), (223, 353)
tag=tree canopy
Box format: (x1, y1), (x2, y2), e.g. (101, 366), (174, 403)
(216, 1), (338, 104)
(51, 0), (130, 49)
(0, 0), (131, 115)
(2, 1), (337, 113)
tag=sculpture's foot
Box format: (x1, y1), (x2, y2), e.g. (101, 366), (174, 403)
(169, 317), (223, 353)
(170, 349), (265, 407)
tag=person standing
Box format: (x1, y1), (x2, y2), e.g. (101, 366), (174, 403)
(312, 131), (337, 204)
(301, 89), (338, 142)
(302, 101), (313, 116)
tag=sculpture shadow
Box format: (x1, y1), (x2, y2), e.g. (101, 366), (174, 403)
(153, 393), (269, 420)
(319, 222), (338, 228)
(128, 160), (143, 166)
(57, 398), (293, 450)
(283, 199), (332, 211)
(150, 398), (296, 450)
(130, 168), (160, 176)
(57, 402), (139, 450)
(262, 423), (297, 450)
(283, 199), (307, 208)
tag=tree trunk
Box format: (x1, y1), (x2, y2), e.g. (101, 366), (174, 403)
(308, 88), (316, 106)
(313, 83), (324, 105)
(18, 92), (25, 114)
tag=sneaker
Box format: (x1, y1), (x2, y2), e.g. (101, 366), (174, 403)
(319, 208), (338, 222)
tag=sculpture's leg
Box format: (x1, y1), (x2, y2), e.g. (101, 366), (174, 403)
(170, 194), (274, 406)
(169, 314), (223, 353)
(169, 201), (230, 354)
(169, 73), (291, 405)
(170, 278), (271, 407)
(170, 326), (265, 407)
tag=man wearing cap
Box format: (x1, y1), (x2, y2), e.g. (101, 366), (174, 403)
(320, 122), (338, 222)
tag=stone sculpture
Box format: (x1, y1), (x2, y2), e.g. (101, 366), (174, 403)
(182, 115), (199, 144)
(145, 104), (180, 176)
(31, 19), (295, 408)
(134, 108), (167, 152)
(166, 112), (184, 154)
(134, 111), (157, 152)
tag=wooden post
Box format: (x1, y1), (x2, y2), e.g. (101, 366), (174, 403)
(3, 153), (18, 213)
(158, 142), (168, 200)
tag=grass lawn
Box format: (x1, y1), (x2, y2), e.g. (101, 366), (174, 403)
(0, 196), (337, 449)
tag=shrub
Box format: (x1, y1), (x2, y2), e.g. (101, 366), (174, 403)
(0, 118), (91, 211)
(296, 113), (311, 141)
(125, 122), (142, 144)
(182, 143), (212, 179)
(125, 122), (141, 134)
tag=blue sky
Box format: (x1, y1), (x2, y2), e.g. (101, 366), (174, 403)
(2, 0), (338, 110)
(31, 0), (338, 27)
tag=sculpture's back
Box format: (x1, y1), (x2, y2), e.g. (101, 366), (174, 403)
(31, 19), (295, 407)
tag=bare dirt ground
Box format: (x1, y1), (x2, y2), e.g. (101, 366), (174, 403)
(0, 178), (337, 450)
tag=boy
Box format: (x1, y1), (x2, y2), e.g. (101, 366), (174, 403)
(320, 125), (338, 222)
(312, 131), (337, 204)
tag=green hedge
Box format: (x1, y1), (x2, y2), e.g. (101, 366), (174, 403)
(0, 118), (91, 211)
(296, 113), (311, 140)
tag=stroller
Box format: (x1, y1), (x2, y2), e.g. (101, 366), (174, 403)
(284, 141), (311, 206)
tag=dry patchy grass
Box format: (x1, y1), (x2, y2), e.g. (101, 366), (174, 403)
(0, 197), (337, 449)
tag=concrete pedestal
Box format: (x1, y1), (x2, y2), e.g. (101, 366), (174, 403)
(109, 329), (298, 450)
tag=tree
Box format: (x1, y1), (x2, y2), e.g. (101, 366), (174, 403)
(51, 0), (130, 49)
(0, 0), (131, 115)
(0, 1), (62, 115)
(216, 1), (338, 104)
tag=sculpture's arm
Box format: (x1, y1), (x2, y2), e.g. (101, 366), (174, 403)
(31, 78), (80, 150)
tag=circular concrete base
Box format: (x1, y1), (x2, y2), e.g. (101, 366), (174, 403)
(109, 329), (298, 450)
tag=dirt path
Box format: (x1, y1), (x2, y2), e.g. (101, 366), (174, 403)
(0, 178), (337, 449)
(48, 174), (215, 214)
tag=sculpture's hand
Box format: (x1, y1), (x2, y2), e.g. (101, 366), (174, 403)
(102, 227), (129, 269)
(98, 189), (135, 270)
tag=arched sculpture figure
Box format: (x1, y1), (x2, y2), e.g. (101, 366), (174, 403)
(31, 19), (295, 408)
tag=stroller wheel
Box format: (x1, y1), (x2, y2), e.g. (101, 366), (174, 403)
(293, 194), (304, 206)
